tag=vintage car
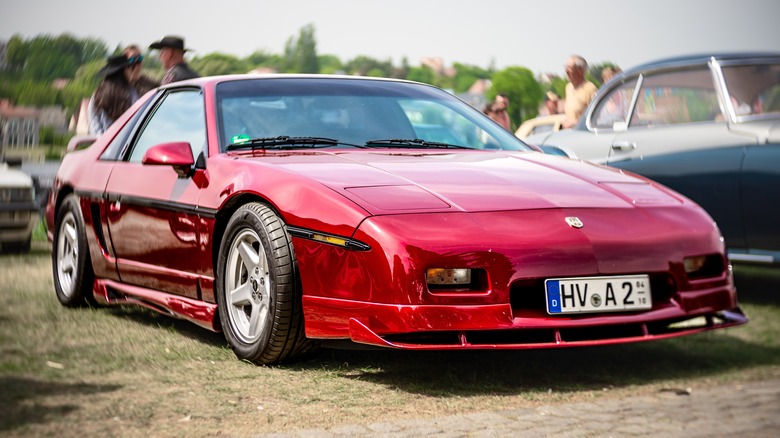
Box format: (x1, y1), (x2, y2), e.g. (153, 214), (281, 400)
(46, 75), (746, 365)
(526, 52), (780, 265)
(0, 161), (38, 253)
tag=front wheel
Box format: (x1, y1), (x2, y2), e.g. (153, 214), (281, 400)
(52, 194), (94, 306)
(216, 202), (315, 365)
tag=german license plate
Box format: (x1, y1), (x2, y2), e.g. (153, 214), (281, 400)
(545, 275), (651, 314)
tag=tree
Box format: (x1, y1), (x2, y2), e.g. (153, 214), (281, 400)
(7, 34), (109, 82)
(9, 79), (58, 106)
(317, 54), (343, 74)
(452, 63), (493, 93)
(245, 50), (284, 72)
(283, 23), (319, 73)
(3, 35), (27, 73)
(490, 67), (544, 127)
(406, 66), (436, 85)
(190, 53), (249, 76)
(392, 57), (410, 79)
(78, 37), (109, 64)
(59, 59), (104, 112)
(344, 55), (393, 77)
(548, 76), (568, 101)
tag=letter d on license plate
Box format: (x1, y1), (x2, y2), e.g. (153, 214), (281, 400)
(545, 275), (651, 314)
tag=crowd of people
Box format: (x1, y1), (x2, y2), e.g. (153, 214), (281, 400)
(88, 35), (199, 135)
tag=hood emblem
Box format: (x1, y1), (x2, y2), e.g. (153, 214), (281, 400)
(565, 217), (584, 229)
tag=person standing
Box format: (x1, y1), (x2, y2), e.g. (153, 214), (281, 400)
(122, 44), (159, 95)
(88, 54), (141, 135)
(492, 93), (512, 131)
(601, 66), (622, 85)
(540, 91), (560, 116)
(562, 55), (597, 128)
(149, 35), (199, 84)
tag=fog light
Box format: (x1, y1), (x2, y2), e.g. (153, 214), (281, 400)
(426, 268), (472, 285)
(683, 254), (724, 279)
(684, 256), (706, 274)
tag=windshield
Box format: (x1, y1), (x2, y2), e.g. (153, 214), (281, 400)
(216, 77), (530, 152)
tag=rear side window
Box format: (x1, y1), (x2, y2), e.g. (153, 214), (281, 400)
(630, 68), (720, 127)
(722, 63), (780, 117)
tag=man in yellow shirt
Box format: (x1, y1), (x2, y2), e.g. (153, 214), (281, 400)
(563, 55), (597, 128)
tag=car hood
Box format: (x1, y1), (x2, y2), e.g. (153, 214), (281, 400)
(242, 150), (684, 215)
(0, 163), (33, 187)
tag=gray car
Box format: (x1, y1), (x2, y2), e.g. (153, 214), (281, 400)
(527, 52), (780, 265)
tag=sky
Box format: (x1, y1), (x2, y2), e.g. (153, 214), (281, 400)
(2, 0), (780, 75)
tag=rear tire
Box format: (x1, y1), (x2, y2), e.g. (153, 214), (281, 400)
(216, 202), (316, 365)
(52, 194), (94, 306)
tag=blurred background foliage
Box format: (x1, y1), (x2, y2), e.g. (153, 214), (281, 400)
(0, 25), (618, 129)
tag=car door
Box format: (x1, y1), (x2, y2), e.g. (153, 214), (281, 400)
(741, 141), (780, 258)
(531, 78), (641, 163)
(603, 67), (755, 249)
(104, 88), (207, 298)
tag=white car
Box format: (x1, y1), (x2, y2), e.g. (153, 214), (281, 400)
(0, 162), (38, 252)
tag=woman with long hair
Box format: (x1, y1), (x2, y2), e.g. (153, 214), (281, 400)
(88, 53), (150, 135)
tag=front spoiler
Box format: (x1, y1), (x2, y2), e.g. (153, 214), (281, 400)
(345, 309), (748, 350)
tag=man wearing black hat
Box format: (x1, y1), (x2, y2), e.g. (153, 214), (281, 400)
(149, 35), (199, 84)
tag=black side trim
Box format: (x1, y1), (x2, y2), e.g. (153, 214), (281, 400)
(287, 226), (371, 251)
(73, 190), (217, 219)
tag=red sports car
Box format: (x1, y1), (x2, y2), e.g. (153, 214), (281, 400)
(47, 75), (746, 365)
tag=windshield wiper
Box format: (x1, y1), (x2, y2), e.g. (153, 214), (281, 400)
(226, 136), (340, 150)
(364, 138), (470, 149)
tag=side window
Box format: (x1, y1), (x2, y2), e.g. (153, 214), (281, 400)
(592, 79), (637, 129)
(100, 96), (155, 161)
(128, 90), (205, 163)
(630, 68), (720, 127)
(721, 63), (780, 116)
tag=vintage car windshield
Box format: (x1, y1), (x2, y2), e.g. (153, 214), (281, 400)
(216, 78), (530, 152)
(721, 63), (780, 119)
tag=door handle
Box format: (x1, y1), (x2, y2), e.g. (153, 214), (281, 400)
(611, 141), (637, 151)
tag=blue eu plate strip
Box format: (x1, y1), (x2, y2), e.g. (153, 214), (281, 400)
(546, 280), (561, 313)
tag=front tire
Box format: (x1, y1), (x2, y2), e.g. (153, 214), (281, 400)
(52, 194), (94, 306)
(216, 202), (314, 365)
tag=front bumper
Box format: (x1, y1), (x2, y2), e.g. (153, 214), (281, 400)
(0, 204), (38, 242)
(302, 296), (747, 350)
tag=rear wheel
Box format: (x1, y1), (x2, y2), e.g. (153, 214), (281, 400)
(216, 202), (315, 365)
(52, 194), (94, 306)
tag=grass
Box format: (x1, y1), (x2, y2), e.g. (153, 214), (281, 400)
(1, 246), (779, 437)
